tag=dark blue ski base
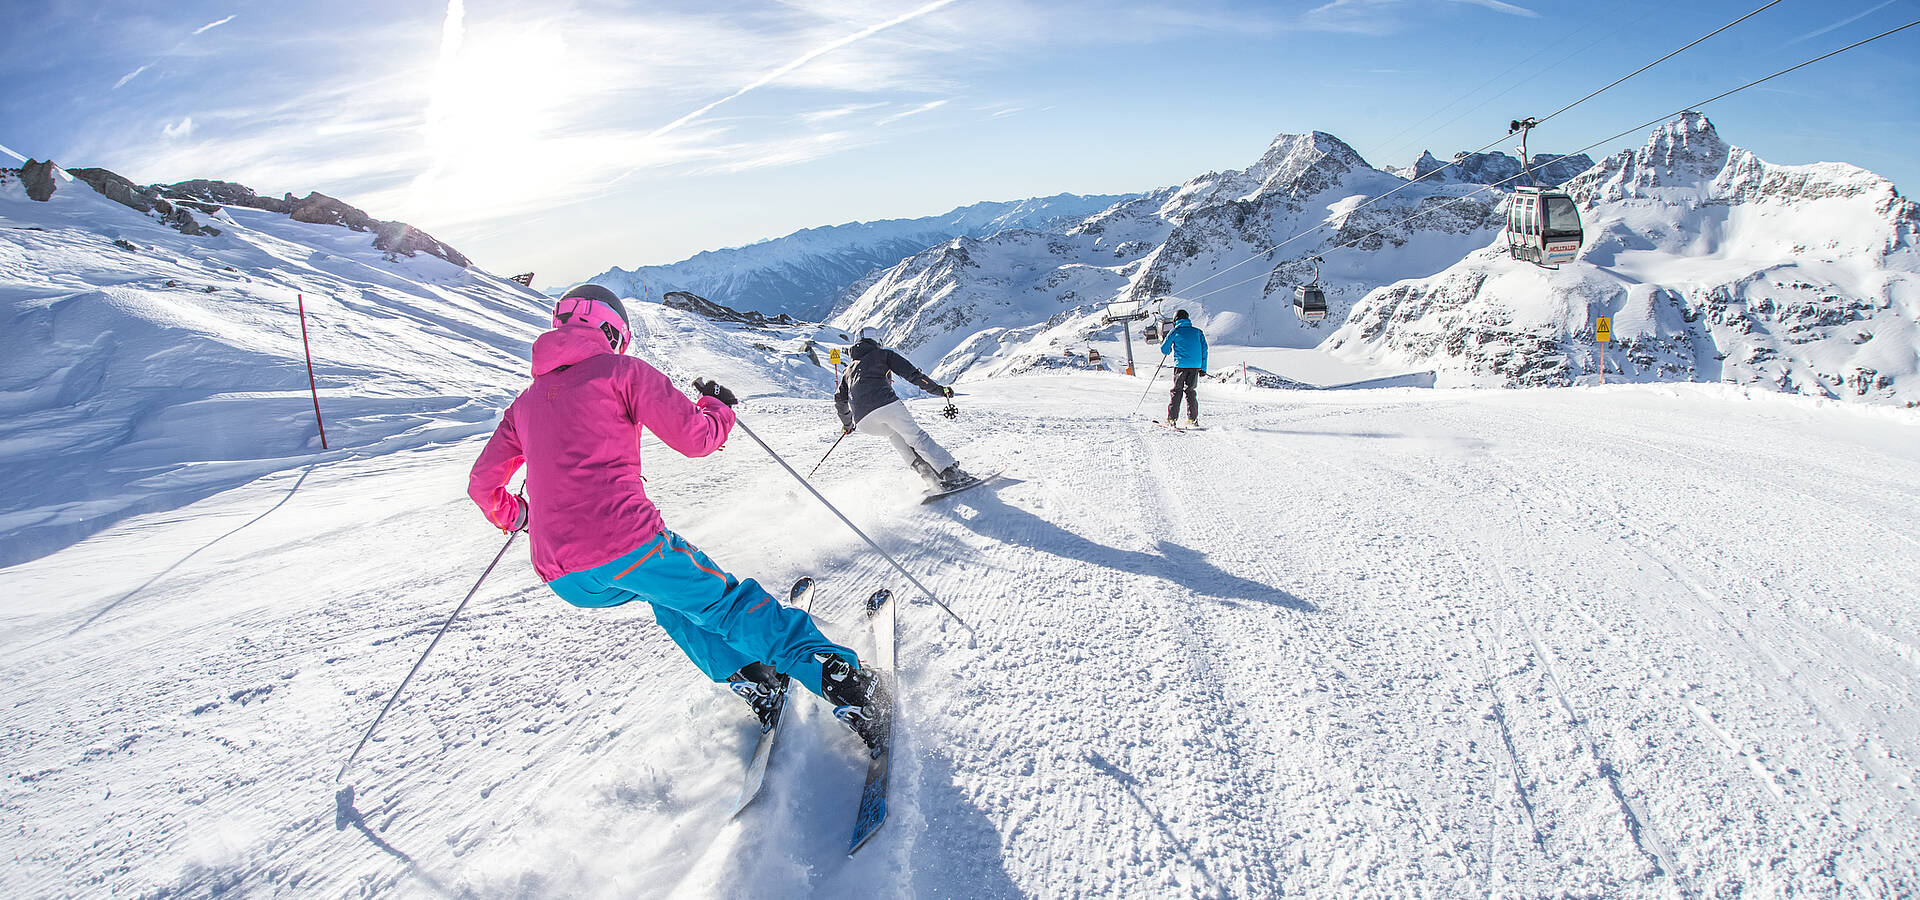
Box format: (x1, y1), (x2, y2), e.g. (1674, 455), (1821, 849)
(729, 576), (816, 818)
(848, 588), (896, 855)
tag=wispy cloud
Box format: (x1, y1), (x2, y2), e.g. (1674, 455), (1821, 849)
(112, 65), (149, 89)
(1306, 0), (1534, 34)
(163, 117), (194, 139)
(193, 15), (237, 35)
(648, 0), (966, 139)
(1448, 0), (1536, 17)
(1788, 0), (1899, 45)
(878, 99), (950, 125)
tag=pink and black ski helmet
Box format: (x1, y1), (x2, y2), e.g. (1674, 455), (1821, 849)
(552, 284), (630, 353)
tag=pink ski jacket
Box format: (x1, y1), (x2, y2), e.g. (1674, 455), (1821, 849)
(469, 324), (735, 581)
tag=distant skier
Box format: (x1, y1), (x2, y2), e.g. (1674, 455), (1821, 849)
(1161, 309), (1209, 427)
(468, 284), (885, 747)
(834, 332), (975, 490)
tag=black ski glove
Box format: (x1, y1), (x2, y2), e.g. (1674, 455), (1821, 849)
(692, 378), (738, 407)
(941, 385), (955, 398)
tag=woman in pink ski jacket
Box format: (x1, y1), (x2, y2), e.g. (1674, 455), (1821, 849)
(469, 285), (883, 745)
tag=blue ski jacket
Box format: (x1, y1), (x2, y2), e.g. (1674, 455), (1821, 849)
(1160, 318), (1208, 371)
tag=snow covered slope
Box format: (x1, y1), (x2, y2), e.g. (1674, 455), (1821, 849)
(0, 172), (551, 567)
(3, 373), (1916, 898)
(1328, 113), (1920, 401)
(587, 193), (1132, 321)
(832, 116), (1917, 405)
(831, 131), (1556, 379)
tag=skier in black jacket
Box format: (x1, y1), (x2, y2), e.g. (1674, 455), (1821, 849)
(833, 336), (975, 490)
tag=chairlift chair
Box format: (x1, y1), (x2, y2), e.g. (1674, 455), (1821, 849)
(1502, 117), (1584, 269)
(1293, 256), (1328, 322)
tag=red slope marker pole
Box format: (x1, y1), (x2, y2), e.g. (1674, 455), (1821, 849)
(298, 293), (328, 449)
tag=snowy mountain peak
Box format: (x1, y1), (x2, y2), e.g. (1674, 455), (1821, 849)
(1246, 131), (1371, 200)
(1566, 111), (1731, 202)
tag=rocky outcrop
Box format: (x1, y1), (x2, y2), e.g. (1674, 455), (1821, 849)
(67, 167), (220, 236)
(19, 160), (60, 201)
(660, 290), (796, 327)
(1408, 150), (1593, 188)
(61, 166), (469, 265)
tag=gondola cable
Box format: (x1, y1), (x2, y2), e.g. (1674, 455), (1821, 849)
(1180, 15), (1920, 304)
(1172, 0), (1788, 299)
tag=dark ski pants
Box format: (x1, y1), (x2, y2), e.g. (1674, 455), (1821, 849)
(1167, 367), (1202, 421)
(545, 529), (855, 697)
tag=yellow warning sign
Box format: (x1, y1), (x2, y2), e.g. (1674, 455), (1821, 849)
(830, 347), (842, 364)
(1596, 316), (1611, 342)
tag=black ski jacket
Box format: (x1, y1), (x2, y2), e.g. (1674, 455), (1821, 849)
(834, 338), (945, 427)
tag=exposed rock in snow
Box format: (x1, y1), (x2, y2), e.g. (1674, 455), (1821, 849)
(661, 290), (797, 327)
(1405, 149), (1593, 188)
(61, 166), (471, 266)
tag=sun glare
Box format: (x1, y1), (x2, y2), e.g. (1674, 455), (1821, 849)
(411, 20), (574, 224)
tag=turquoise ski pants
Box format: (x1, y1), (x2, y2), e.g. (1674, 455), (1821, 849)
(546, 529), (853, 697)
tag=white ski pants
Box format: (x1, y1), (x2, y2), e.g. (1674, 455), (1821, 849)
(856, 400), (955, 472)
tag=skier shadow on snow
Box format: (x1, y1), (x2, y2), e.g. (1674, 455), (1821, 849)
(1084, 750), (1230, 900)
(333, 785), (455, 896)
(945, 491), (1316, 613)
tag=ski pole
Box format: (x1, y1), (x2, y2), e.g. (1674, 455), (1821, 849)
(807, 428), (850, 479)
(1131, 355), (1170, 415)
(335, 531), (518, 783)
(733, 418), (974, 633)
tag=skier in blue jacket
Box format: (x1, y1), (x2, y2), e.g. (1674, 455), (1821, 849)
(1160, 309), (1208, 427)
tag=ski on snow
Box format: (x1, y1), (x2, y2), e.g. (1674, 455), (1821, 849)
(921, 469), (1007, 504)
(729, 576), (816, 818)
(1149, 419), (1206, 433)
(847, 587), (896, 855)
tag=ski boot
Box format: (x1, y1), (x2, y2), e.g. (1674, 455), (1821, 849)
(1162, 417), (1178, 428)
(1182, 418), (1200, 429)
(936, 463), (976, 490)
(818, 653), (888, 752)
(909, 457), (942, 488)
(727, 662), (785, 732)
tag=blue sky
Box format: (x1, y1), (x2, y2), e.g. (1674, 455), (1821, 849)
(3, 0), (1916, 287)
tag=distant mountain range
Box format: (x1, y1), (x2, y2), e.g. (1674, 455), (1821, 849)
(585, 193), (1134, 321)
(823, 115), (1917, 404)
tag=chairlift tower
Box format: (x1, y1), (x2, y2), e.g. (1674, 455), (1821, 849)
(1103, 298), (1153, 375)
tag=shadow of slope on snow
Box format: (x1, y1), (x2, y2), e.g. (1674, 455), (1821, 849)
(65, 462), (316, 636)
(945, 489), (1317, 612)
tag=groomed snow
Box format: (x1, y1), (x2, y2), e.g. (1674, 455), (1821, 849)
(5, 367), (1917, 898)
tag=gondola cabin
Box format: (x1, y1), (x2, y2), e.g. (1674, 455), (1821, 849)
(1293, 285), (1327, 321)
(1505, 186), (1583, 267)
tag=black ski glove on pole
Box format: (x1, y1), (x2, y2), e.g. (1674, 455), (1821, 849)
(692, 378), (739, 407)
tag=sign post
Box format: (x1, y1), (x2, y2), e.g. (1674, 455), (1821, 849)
(1595, 316), (1611, 385)
(298, 293), (328, 450)
(829, 346), (843, 379)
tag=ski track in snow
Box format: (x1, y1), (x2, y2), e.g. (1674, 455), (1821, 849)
(3, 375), (1918, 898)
